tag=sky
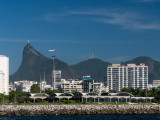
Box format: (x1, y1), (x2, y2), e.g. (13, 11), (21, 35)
(0, 0), (160, 74)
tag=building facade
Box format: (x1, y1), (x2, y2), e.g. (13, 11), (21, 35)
(93, 82), (109, 93)
(107, 63), (148, 91)
(0, 55), (9, 95)
(14, 80), (37, 92)
(153, 80), (160, 88)
(83, 75), (94, 93)
(61, 79), (83, 93)
(40, 81), (52, 91)
(52, 70), (61, 90)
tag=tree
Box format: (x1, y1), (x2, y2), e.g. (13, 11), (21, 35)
(0, 93), (5, 104)
(9, 90), (18, 104)
(121, 88), (130, 93)
(133, 88), (141, 97)
(0, 93), (9, 104)
(109, 90), (116, 93)
(45, 89), (54, 95)
(30, 84), (40, 93)
(72, 90), (79, 96)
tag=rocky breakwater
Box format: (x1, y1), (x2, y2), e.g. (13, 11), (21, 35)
(0, 105), (160, 115)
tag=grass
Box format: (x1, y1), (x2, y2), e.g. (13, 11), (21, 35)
(9, 102), (129, 105)
(3, 100), (156, 105)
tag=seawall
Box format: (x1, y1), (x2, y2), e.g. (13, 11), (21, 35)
(0, 105), (160, 115)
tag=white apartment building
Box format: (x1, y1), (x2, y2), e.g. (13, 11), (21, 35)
(52, 70), (61, 90)
(153, 80), (160, 88)
(61, 79), (83, 93)
(107, 63), (148, 91)
(14, 80), (37, 92)
(0, 55), (9, 95)
(93, 82), (109, 93)
(39, 81), (52, 91)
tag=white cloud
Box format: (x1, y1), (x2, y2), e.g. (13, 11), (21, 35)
(106, 56), (132, 63)
(42, 8), (160, 30)
(131, 23), (160, 30)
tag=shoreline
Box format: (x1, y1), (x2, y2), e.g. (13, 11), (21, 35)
(0, 105), (160, 116)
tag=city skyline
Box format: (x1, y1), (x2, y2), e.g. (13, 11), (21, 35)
(0, 0), (160, 74)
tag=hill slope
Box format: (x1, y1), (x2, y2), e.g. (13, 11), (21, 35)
(10, 43), (78, 84)
(126, 56), (160, 84)
(71, 58), (111, 82)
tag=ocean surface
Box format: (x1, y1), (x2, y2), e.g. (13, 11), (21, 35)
(0, 115), (160, 120)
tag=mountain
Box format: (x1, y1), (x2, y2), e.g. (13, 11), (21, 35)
(10, 43), (160, 84)
(71, 58), (111, 82)
(71, 56), (160, 84)
(9, 43), (78, 84)
(126, 56), (160, 84)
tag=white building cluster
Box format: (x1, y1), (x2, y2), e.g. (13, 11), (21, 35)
(14, 80), (37, 92)
(107, 63), (148, 92)
(39, 81), (52, 91)
(61, 79), (83, 93)
(61, 76), (108, 93)
(0, 51), (150, 95)
(152, 80), (160, 88)
(0, 55), (9, 95)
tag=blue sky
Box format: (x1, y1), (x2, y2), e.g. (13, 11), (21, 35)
(0, 0), (160, 74)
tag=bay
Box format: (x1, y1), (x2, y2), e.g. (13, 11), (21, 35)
(0, 115), (160, 120)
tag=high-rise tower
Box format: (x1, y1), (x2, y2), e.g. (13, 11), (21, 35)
(107, 63), (148, 91)
(0, 55), (9, 95)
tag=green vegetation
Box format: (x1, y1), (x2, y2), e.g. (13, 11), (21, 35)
(0, 91), (30, 104)
(45, 88), (63, 95)
(30, 84), (40, 93)
(121, 87), (160, 103)
(109, 90), (117, 93)
(0, 93), (9, 104)
(1, 86), (160, 105)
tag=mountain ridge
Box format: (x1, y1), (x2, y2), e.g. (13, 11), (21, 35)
(125, 56), (160, 84)
(9, 43), (78, 84)
(71, 58), (111, 82)
(10, 43), (160, 84)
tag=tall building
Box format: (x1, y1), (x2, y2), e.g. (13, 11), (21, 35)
(0, 55), (9, 95)
(52, 70), (61, 90)
(107, 63), (148, 92)
(83, 75), (94, 93)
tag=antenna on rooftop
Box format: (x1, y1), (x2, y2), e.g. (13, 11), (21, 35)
(89, 50), (94, 59)
(91, 50), (94, 59)
(89, 50), (91, 59)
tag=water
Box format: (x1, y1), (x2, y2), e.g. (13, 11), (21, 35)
(0, 115), (160, 120)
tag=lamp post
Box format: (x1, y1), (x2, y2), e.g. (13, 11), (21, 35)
(146, 88), (147, 104)
(48, 49), (56, 89)
(42, 68), (46, 92)
(52, 56), (56, 90)
(40, 75), (41, 93)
